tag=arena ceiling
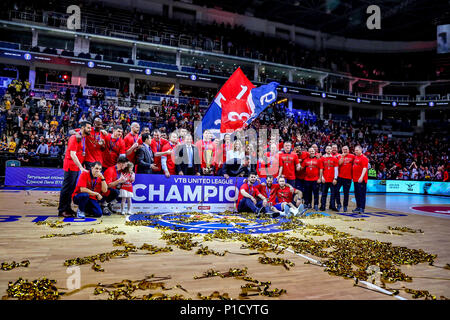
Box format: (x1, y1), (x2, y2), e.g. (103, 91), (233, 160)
(192, 0), (450, 41)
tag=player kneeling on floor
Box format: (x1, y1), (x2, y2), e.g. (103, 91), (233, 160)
(72, 162), (108, 218)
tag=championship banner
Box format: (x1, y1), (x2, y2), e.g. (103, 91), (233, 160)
(131, 174), (245, 213)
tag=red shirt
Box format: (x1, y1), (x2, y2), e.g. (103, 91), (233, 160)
(296, 151), (309, 180)
(279, 151), (299, 180)
(72, 171), (102, 200)
(103, 134), (126, 169)
(303, 157), (320, 181)
(63, 135), (85, 172)
(320, 156), (339, 183)
(161, 142), (177, 175)
(338, 154), (355, 179)
(237, 183), (261, 209)
(124, 132), (140, 164)
(274, 185), (293, 204)
(150, 138), (169, 172)
(84, 128), (106, 164)
(104, 165), (121, 189)
(352, 154), (369, 183)
(120, 173), (134, 192)
(256, 183), (279, 205)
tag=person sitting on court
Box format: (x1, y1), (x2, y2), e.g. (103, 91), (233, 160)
(102, 155), (130, 214)
(236, 172), (270, 216)
(272, 176), (303, 217)
(255, 175), (282, 217)
(72, 161), (108, 218)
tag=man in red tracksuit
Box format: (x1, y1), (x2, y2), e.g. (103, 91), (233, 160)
(124, 122), (141, 165)
(352, 145), (369, 214)
(302, 147), (321, 211)
(319, 145), (339, 211)
(335, 145), (355, 212)
(278, 141), (300, 187)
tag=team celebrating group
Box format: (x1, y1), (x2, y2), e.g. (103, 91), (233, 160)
(58, 119), (369, 218)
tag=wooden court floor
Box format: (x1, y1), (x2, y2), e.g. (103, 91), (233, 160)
(0, 190), (449, 300)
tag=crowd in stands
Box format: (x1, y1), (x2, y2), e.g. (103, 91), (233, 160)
(0, 0), (442, 82)
(0, 78), (448, 182)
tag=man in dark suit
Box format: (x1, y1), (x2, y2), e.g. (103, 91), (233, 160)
(136, 133), (156, 174)
(175, 134), (201, 176)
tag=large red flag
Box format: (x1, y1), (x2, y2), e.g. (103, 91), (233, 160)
(218, 68), (255, 133)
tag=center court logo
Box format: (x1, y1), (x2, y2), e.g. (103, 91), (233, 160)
(127, 213), (293, 234)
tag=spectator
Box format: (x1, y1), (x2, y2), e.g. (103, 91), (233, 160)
(36, 137), (49, 155)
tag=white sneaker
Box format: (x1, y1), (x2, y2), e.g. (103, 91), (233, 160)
(127, 210), (132, 215)
(120, 210), (126, 216)
(289, 207), (299, 216)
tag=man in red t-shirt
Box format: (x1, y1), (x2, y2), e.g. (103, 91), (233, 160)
(278, 141), (300, 186)
(161, 132), (179, 178)
(271, 176), (302, 217)
(352, 145), (369, 214)
(72, 161), (108, 218)
(336, 145), (355, 212)
(83, 118), (106, 168)
(237, 172), (269, 215)
(58, 121), (91, 217)
(150, 129), (169, 174)
(302, 147), (321, 211)
(124, 122), (141, 165)
(102, 126), (126, 171)
(319, 146), (339, 211)
(331, 144), (340, 159)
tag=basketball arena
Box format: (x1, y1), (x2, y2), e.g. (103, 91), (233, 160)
(0, 0), (449, 311)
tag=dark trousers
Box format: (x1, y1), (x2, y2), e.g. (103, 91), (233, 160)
(58, 170), (80, 214)
(335, 177), (352, 207)
(295, 179), (305, 194)
(101, 188), (120, 205)
(304, 180), (319, 206)
(238, 198), (263, 213)
(286, 179), (296, 188)
(73, 193), (103, 217)
(321, 182), (336, 208)
(184, 166), (196, 175)
(354, 182), (367, 210)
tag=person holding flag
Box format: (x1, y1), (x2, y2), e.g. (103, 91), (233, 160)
(196, 67), (279, 141)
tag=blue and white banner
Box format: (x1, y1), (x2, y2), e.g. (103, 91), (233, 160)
(5, 167), (64, 187)
(244, 82), (279, 126)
